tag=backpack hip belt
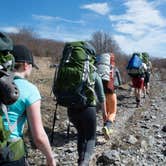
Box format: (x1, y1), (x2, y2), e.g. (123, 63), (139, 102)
(0, 104), (25, 163)
(0, 137), (25, 163)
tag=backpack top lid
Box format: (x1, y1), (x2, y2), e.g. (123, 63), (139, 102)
(62, 41), (96, 66)
(126, 52), (142, 69)
(84, 41), (96, 56)
(95, 53), (110, 65)
(0, 32), (13, 52)
(66, 41), (96, 57)
(141, 52), (149, 64)
(133, 52), (140, 57)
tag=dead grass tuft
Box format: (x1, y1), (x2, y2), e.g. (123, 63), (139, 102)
(29, 56), (55, 97)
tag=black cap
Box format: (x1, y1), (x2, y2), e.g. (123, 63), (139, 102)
(12, 45), (39, 69)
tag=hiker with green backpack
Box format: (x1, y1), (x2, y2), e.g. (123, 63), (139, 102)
(52, 41), (106, 166)
(0, 36), (56, 165)
(141, 52), (153, 96)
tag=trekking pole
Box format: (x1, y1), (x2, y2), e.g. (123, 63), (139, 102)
(50, 103), (58, 144)
(67, 120), (70, 141)
(49, 64), (59, 96)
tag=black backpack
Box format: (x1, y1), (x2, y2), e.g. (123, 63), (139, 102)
(0, 32), (22, 163)
(0, 32), (19, 105)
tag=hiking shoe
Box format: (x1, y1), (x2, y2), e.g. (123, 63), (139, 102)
(102, 126), (113, 140)
(136, 102), (140, 108)
(146, 91), (150, 96)
(136, 101), (143, 108)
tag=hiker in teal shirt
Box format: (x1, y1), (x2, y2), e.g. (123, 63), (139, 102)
(3, 77), (41, 139)
(1, 45), (56, 166)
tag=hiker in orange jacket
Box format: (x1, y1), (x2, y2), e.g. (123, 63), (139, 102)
(101, 52), (118, 140)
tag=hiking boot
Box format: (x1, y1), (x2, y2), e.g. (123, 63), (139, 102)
(79, 160), (89, 166)
(146, 91), (150, 95)
(136, 98), (141, 108)
(136, 102), (140, 108)
(102, 126), (113, 140)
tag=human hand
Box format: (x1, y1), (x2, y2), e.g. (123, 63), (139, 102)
(103, 111), (108, 120)
(46, 158), (56, 166)
(46, 155), (56, 166)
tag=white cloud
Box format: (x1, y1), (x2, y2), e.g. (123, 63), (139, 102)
(32, 14), (54, 21)
(109, 0), (166, 37)
(109, 0), (166, 58)
(150, 0), (166, 7)
(81, 2), (110, 15)
(37, 24), (93, 42)
(54, 17), (85, 24)
(114, 28), (166, 58)
(32, 14), (84, 24)
(0, 26), (19, 33)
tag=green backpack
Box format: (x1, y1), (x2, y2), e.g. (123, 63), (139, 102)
(53, 41), (97, 108)
(0, 32), (24, 163)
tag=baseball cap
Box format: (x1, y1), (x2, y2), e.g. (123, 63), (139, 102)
(12, 45), (39, 69)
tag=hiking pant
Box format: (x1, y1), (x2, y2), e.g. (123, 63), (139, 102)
(67, 106), (96, 164)
(103, 93), (117, 123)
(144, 72), (150, 86)
(0, 157), (28, 166)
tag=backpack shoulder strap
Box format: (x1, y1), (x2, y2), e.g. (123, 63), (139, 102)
(1, 103), (25, 134)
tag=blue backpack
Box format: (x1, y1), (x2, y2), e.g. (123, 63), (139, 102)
(127, 53), (144, 77)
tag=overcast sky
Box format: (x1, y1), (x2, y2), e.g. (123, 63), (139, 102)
(0, 0), (166, 58)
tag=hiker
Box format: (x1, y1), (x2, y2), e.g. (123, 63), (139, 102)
(52, 41), (106, 166)
(96, 52), (121, 140)
(141, 52), (153, 96)
(127, 53), (147, 107)
(1, 45), (56, 166)
(67, 70), (106, 166)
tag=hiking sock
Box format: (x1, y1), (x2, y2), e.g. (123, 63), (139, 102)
(105, 120), (113, 129)
(136, 98), (140, 107)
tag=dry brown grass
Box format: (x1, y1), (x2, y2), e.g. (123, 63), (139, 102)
(24, 56), (57, 140)
(29, 56), (55, 97)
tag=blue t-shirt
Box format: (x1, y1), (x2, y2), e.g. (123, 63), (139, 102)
(3, 77), (41, 139)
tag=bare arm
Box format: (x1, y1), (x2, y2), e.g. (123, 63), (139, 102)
(26, 100), (56, 166)
(100, 101), (107, 120)
(94, 72), (107, 118)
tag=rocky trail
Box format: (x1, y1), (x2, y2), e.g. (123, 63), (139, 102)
(26, 74), (166, 166)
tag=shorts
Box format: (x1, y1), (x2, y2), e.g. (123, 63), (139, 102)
(132, 77), (144, 89)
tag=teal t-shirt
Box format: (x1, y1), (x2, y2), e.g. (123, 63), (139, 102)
(3, 77), (41, 139)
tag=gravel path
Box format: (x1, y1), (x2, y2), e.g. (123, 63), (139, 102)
(26, 75), (166, 166)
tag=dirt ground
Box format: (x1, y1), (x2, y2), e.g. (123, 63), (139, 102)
(25, 56), (166, 166)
